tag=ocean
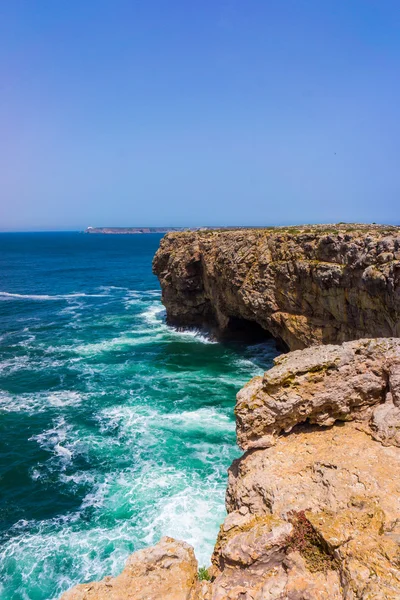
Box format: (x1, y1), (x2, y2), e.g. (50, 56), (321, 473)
(0, 232), (278, 600)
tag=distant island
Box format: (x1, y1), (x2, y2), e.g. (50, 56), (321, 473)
(85, 226), (188, 234)
(85, 226), (268, 234)
(85, 223), (398, 235)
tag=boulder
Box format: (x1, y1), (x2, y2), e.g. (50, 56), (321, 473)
(235, 338), (400, 449)
(60, 537), (199, 600)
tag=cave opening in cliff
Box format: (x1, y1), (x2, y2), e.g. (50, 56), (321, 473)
(222, 316), (290, 352)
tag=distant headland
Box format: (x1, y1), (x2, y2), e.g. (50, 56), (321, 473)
(85, 226), (187, 234)
(85, 226), (270, 234)
(85, 223), (399, 235)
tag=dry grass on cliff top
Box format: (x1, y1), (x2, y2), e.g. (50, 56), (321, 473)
(168, 223), (399, 238)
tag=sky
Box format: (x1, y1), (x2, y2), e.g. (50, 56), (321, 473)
(0, 0), (399, 231)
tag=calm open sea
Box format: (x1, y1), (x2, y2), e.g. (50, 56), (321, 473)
(0, 232), (278, 599)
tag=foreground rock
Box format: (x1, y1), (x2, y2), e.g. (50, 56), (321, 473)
(222, 421), (400, 599)
(236, 337), (400, 449)
(61, 338), (400, 599)
(60, 537), (200, 600)
(153, 224), (400, 350)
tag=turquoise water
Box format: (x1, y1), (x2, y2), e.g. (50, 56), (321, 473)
(0, 233), (278, 600)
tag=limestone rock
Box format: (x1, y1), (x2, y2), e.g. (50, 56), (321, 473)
(225, 422), (400, 598)
(209, 512), (342, 599)
(227, 422), (400, 530)
(235, 337), (400, 449)
(153, 225), (400, 350)
(60, 537), (199, 600)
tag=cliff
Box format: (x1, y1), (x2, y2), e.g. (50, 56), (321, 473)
(152, 224), (400, 350)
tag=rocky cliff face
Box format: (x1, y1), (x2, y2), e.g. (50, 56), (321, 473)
(152, 225), (400, 350)
(62, 337), (400, 600)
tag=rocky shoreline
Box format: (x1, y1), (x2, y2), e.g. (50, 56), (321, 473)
(62, 226), (400, 599)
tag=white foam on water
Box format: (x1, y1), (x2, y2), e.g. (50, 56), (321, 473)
(48, 391), (83, 408)
(0, 355), (31, 375)
(0, 280), (278, 599)
(74, 332), (165, 356)
(123, 289), (161, 310)
(162, 407), (235, 434)
(59, 471), (97, 488)
(0, 291), (108, 301)
(97, 404), (235, 443)
(98, 285), (129, 292)
(0, 448), (231, 595)
(140, 473), (227, 567)
(30, 418), (76, 470)
(1, 393), (239, 598)
(140, 302), (166, 325)
(138, 301), (217, 344)
(169, 327), (217, 344)
(0, 518), (137, 600)
(96, 405), (161, 452)
(0, 390), (83, 414)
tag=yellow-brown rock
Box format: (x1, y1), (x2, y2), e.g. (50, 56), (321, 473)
(227, 422), (400, 531)
(235, 337), (400, 449)
(60, 537), (199, 600)
(222, 422), (400, 598)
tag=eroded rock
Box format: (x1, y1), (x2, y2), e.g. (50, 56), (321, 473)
(60, 537), (199, 600)
(153, 225), (400, 350)
(227, 422), (400, 529)
(222, 422), (400, 599)
(210, 512), (343, 599)
(236, 338), (400, 449)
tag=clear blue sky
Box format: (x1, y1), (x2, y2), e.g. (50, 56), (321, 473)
(1, 0), (399, 230)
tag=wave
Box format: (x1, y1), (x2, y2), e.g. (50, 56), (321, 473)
(169, 327), (217, 344)
(30, 417), (75, 467)
(0, 390), (83, 414)
(96, 405), (236, 450)
(140, 302), (166, 325)
(0, 463), (227, 598)
(0, 291), (107, 301)
(162, 407), (235, 434)
(139, 301), (217, 344)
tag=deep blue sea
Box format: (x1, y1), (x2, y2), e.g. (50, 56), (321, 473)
(0, 232), (278, 599)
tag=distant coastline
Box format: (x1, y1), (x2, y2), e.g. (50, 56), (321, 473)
(85, 226), (187, 234)
(85, 223), (399, 235)
(85, 226), (266, 234)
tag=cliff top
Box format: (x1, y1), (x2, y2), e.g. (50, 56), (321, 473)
(164, 223), (400, 238)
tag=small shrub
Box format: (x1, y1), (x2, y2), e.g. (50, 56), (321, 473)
(198, 566), (211, 581)
(287, 511), (339, 573)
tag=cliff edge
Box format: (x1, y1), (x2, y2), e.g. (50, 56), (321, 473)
(153, 224), (400, 350)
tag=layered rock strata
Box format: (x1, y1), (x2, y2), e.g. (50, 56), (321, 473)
(62, 337), (400, 599)
(152, 225), (400, 350)
(236, 337), (400, 449)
